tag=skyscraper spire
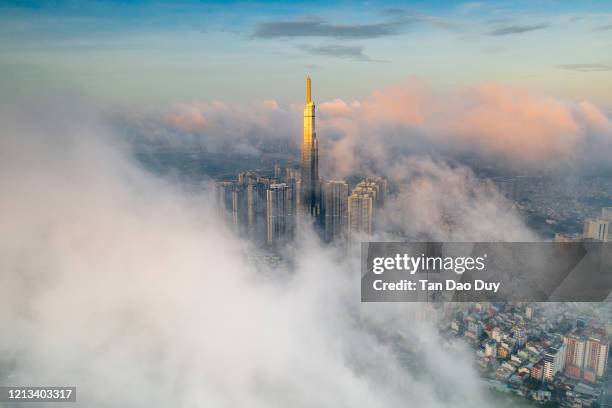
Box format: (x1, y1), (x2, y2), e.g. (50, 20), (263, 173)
(301, 76), (319, 218)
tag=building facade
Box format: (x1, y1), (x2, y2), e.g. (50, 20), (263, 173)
(322, 180), (348, 243)
(564, 333), (586, 378)
(266, 183), (294, 246)
(300, 77), (320, 218)
(348, 192), (374, 240)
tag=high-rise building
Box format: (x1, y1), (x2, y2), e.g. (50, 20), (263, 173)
(347, 176), (388, 241)
(583, 335), (609, 381)
(266, 183), (294, 246)
(215, 181), (247, 230)
(348, 191), (374, 240)
(257, 176), (279, 187)
(353, 177), (388, 208)
(513, 325), (527, 348)
(352, 180), (379, 204)
(300, 77), (320, 218)
(285, 167), (300, 183)
(348, 177), (388, 239)
(216, 181), (234, 217)
(322, 180), (348, 242)
(583, 218), (610, 241)
(531, 363), (544, 381)
(273, 164), (283, 180)
(284, 167), (301, 217)
(543, 346), (565, 381)
(582, 208), (612, 241)
(238, 171), (257, 185)
(564, 333), (586, 378)
(246, 181), (268, 243)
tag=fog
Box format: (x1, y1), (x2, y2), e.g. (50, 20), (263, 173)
(0, 103), (534, 407)
(128, 79), (612, 177)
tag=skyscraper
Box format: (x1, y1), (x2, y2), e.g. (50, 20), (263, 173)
(348, 191), (374, 240)
(215, 181), (247, 230)
(564, 333), (586, 378)
(584, 335), (609, 381)
(300, 77), (319, 218)
(246, 181), (268, 243)
(346, 177), (388, 242)
(322, 180), (348, 242)
(583, 207), (612, 241)
(266, 183), (294, 246)
(543, 346), (565, 382)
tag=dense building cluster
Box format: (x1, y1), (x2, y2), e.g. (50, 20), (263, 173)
(440, 303), (611, 406)
(213, 78), (612, 407)
(215, 78), (387, 247)
(215, 168), (388, 246)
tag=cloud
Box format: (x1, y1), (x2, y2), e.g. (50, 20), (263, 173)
(0, 102), (529, 407)
(456, 2), (484, 13)
(319, 99), (355, 117)
(120, 78), (612, 178)
(263, 99), (279, 109)
(120, 100), (299, 156)
(487, 23), (548, 36)
(558, 63), (612, 72)
(591, 24), (612, 32)
(316, 79), (612, 176)
(252, 18), (412, 39)
(381, 158), (537, 241)
(378, 8), (457, 30)
(297, 44), (376, 61)
(164, 107), (208, 132)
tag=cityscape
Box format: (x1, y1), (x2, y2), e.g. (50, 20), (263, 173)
(214, 78), (389, 247)
(438, 302), (611, 407)
(213, 78), (612, 249)
(2, 1), (612, 407)
(214, 78), (612, 407)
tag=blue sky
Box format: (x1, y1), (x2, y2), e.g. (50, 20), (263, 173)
(1, 0), (611, 107)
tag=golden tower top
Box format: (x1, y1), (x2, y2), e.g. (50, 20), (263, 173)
(306, 76), (312, 103)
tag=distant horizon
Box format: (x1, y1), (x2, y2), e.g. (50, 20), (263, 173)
(2, 3), (612, 407)
(1, 0), (611, 109)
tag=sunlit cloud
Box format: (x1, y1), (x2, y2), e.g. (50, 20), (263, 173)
(131, 78), (612, 177)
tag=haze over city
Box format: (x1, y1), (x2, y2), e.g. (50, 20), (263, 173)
(1, 1), (612, 407)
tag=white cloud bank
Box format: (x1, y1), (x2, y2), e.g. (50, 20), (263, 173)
(0, 103), (533, 407)
(140, 79), (612, 177)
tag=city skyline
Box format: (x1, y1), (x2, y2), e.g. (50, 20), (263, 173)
(2, 3), (612, 408)
(215, 77), (389, 246)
